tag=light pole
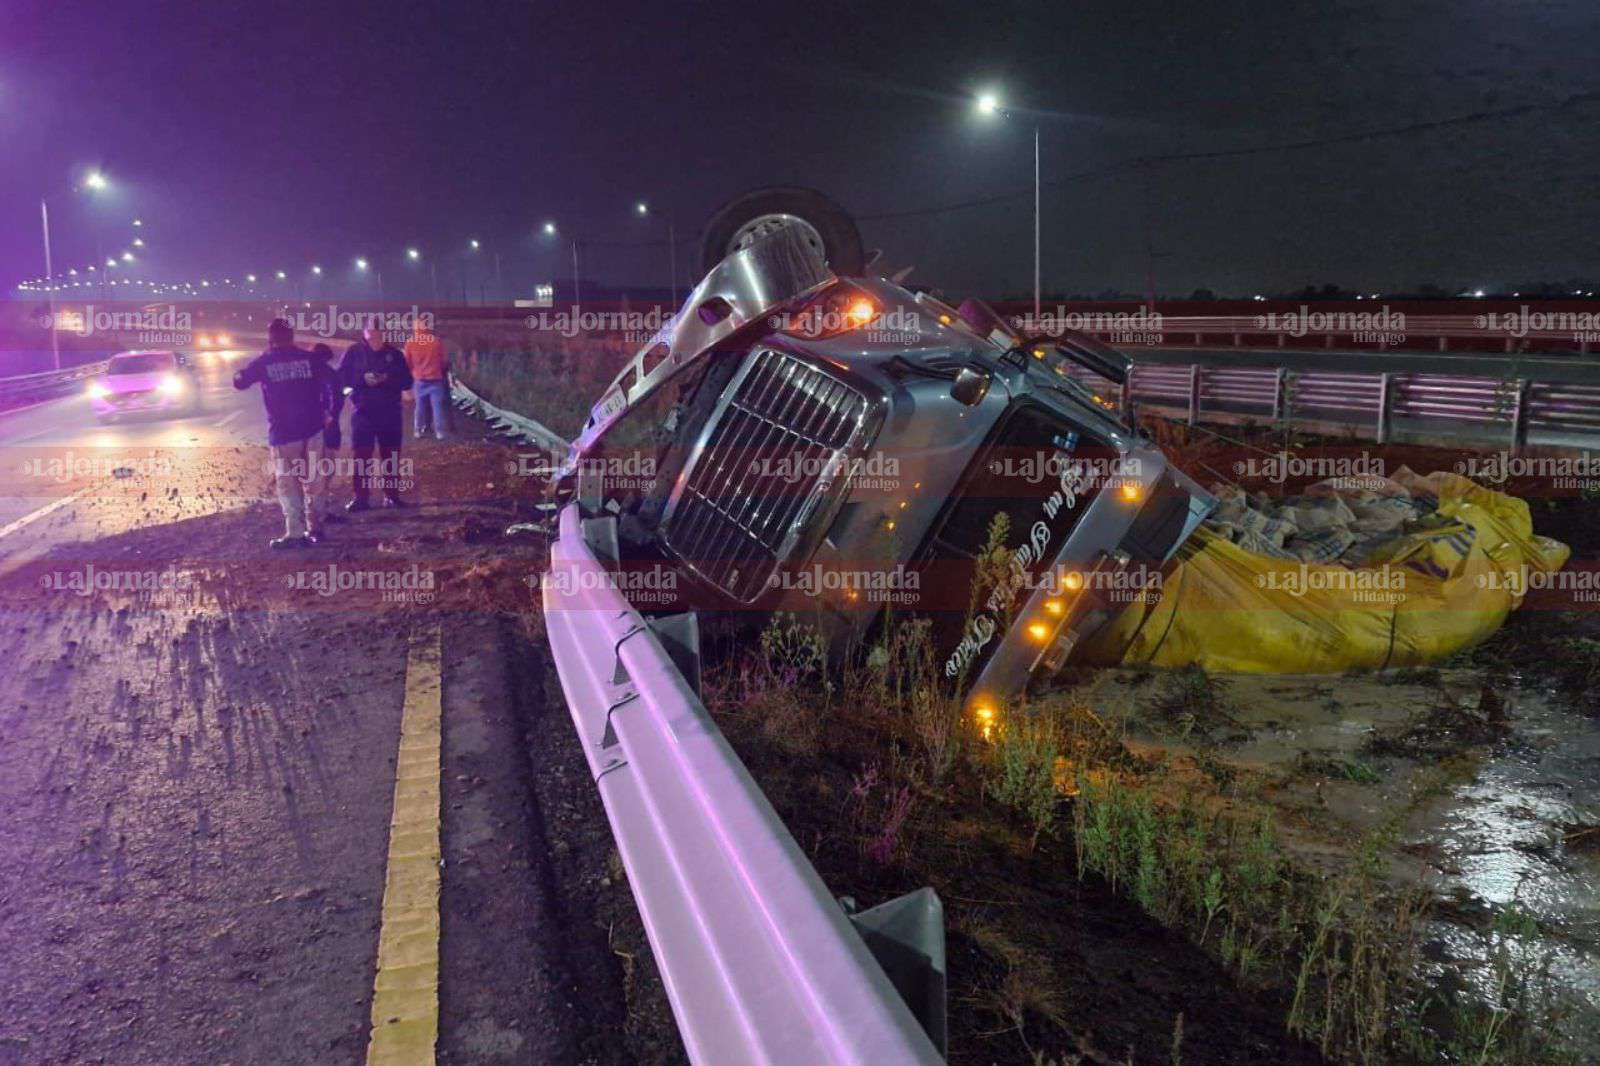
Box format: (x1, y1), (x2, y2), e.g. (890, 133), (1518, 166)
(356, 257), (385, 311)
(39, 170), (111, 371)
(468, 240), (505, 306)
(975, 92), (1041, 320)
(636, 201), (679, 309)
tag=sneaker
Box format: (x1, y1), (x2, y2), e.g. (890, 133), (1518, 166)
(304, 531), (325, 545)
(269, 535), (308, 550)
(346, 498), (370, 513)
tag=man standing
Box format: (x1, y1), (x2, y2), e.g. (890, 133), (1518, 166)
(233, 319), (339, 548)
(312, 342), (346, 520)
(404, 318), (450, 440)
(340, 323), (413, 510)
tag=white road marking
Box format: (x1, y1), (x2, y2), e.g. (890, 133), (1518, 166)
(0, 484), (97, 542)
(1, 427), (59, 446)
(213, 410), (243, 429)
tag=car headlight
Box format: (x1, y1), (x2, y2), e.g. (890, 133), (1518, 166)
(216, 333), (232, 346)
(157, 374), (185, 396)
(87, 381), (110, 400)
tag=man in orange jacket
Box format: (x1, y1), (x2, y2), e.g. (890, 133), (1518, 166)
(403, 318), (451, 440)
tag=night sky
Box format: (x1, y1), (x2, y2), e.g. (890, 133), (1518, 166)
(3, 0), (1597, 301)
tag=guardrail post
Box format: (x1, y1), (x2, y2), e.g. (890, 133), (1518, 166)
(1510, 378), (1530, 455)
(1271, 367), (1286, 422)
(1376, 372), (1392, 444)
(1187, 364), (1201, 426)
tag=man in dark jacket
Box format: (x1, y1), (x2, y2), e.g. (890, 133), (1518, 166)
(312, 342), (347, 521)
(339, 324), (414, 509)
(233, 319), (340, 547)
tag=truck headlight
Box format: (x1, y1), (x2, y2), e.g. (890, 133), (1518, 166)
(157, 374), (185, 396)
(87, 381), (110, 400)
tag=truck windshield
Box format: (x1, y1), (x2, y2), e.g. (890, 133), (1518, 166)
(914, 400), (1123, 682)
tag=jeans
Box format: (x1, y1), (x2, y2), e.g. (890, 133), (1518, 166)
(414, 378), (451, 439)
(269, 435), (327, 537)
(351, 415), (404, 503)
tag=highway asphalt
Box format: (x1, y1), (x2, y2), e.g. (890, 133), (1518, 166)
(0, 355), (667, 1065)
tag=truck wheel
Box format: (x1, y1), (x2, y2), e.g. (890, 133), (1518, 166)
(699, 187), (864, 276)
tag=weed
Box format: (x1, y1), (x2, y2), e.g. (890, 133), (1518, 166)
(986, 709), (1063, 848)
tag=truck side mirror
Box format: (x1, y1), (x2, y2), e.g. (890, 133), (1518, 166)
(950, 367), (990, 406)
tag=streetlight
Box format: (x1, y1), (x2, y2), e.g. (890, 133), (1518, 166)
(39, 170), (113, 369)
(311, 265), (322, 275)
(356, 256), (385, 308)
(974, 90), (1041, 319)
(406, 247), (420, 261)
(542, 221), (557, 236)
(635, 201), (679, 309)
(466, 239), (501, 305)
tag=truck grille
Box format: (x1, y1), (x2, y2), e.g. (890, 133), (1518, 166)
(661, 350), (872, 602)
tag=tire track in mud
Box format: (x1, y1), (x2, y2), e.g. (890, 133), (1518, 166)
(0, 590), (410, 1064)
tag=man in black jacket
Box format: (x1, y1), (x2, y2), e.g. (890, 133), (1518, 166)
(339, 323), (414, 510)
(233, 319), (340, 548)
(311, 342), (347, 520)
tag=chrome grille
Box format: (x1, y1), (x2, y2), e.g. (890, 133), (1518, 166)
(661, 350), (872, 602)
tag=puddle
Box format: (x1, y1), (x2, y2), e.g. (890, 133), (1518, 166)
(1098, 668), (1600, 1044)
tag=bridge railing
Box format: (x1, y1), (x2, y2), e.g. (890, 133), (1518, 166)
(0, 360), (110, 412)
(1055, 347), (1600, 452)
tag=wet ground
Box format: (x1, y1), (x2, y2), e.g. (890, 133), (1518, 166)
(1098, 665), (1600, 1050)
(0, 368), (658, 1064)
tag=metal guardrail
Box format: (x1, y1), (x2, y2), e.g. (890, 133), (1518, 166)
(1019, 311), (1600, 355)
(0, 360), (109, 411)
(449, 376), (571, 460)
(1053, 348), (1600, 453)
(543, 502), (943, 1065)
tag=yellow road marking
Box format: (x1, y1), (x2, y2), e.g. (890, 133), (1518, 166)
(366, 621), (444, 1065)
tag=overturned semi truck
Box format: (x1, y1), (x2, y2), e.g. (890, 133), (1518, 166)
(549, 187), (1217, 710)
(546, 187), (1569, 701)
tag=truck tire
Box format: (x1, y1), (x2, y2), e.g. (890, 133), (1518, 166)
(699, 187), (864, 276)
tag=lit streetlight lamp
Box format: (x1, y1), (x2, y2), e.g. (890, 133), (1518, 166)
(635, 200), (680, 308)
(974, 90), (1041, 319)
(39, 170), (113, 369)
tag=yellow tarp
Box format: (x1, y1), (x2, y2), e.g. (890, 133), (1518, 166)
(1094, 472), (1569, 673)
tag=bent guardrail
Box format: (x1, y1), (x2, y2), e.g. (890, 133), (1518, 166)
(449, 375), (571, 461)
(543, 502), (943, 1065)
